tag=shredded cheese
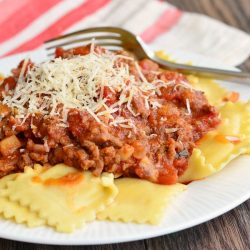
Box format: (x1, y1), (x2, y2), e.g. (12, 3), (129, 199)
(17, 58), (29, 84)
(185, 98), (192, 115)
(165, 128), (179, 133)
(43, 137), (50, 152)
(3, 50), (190, 127)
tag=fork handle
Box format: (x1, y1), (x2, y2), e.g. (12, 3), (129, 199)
(152, 56), (250, 85)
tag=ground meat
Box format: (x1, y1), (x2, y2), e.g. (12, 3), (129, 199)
(81, 140), (100, 160)
(0, 77), (17, 99)
(62, 146), (95, 171)
(81, 140), (104, 175)
(55, 44), (106, 58)
(11, 59), (33, 79)
(139, 59), (159, 82)
(101, 147), (116, 165)
(0, 46), (220, 184)
(17, 152), (33, 170)
(159, 71), (187, 83)
(0, 155), (18, 177)
(132, 95), (150, 118)
(29, 152), (48, 163)
(68, 109), (123, 147)
(140, 59), (159, 71)
(0, 163), (16, 178)
(26, 139), (48, 153)
(35, 117), (71, 148)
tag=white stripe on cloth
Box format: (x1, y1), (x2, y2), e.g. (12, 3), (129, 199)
(0, 0), (84, 57)
(66, 0), (173, 35)
(30, 0), (144, 52)
(65, 0), (151, 33)
(123, 0), (170, 34)
(152, 13), (250, 66)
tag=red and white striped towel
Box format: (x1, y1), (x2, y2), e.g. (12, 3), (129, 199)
(0, 0), (250, 66)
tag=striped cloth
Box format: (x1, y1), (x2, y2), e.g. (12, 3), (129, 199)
(1, 0), (250, 66)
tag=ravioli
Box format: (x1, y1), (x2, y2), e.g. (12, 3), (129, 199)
(98, 178), (186, 224)
(155, 51), (175, 63)
(0, 173), (45, 227)
(0, 50), (248, 233)
(0, 166), (186, 231)
(0, 164), (118, 232)
(179, 101), (250, 183)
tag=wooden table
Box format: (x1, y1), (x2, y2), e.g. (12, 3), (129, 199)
(1, 0), (249, 249)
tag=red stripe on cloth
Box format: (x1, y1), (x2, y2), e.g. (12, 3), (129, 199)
(4, 0), (111, 57)
(141, 8), (183, 43)
(0, 0), (29, 24)
(0, 0), (61, 44)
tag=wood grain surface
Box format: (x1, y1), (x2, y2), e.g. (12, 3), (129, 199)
(1, 0), (249, 249)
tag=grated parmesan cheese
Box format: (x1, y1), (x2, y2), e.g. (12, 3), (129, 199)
(185, 98), (192, 115)
(43, 137), (50, 153)
(3, 49), (190, 128)
(165, 128), (179, 133)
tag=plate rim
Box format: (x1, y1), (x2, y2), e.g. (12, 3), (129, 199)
(0, 48), (249, 245)
(0, 183), (249, 245)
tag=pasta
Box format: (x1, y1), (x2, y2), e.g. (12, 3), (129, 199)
(0, 46), (220, 185)
(156, 50), (249, 183)
(0, 173), (45, 227)
(0, 164), (118, 232)
(179, 101), (250, 183)
(0, 44), (248, 233)
(97, 178), (186, 224)
(0, 166), (186, 230)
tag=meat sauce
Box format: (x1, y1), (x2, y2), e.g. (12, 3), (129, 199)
(0, 45), (220, 184)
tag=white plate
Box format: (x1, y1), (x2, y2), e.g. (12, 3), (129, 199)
(0, 48), (249, 245)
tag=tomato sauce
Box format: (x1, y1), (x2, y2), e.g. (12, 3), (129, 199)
(0, 45), (220, 184)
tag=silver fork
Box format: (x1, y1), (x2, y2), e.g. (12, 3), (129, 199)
(44, 26), (250, 84)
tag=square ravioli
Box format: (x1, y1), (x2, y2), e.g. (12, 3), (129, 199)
(0, 164), (118, 232)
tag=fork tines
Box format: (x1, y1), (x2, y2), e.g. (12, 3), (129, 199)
(44, 27), (127, 57)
